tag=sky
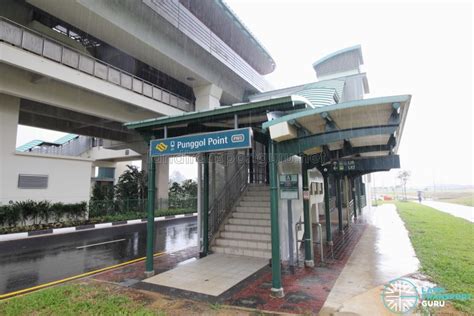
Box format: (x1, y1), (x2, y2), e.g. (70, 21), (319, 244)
(17, 0), (473, 188)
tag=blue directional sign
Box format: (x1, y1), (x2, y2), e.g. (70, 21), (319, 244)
(150, 128), (253, 157)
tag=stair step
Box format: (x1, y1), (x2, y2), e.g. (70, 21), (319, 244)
(246, 186), (270, 192)
(239, 201), (269, 207)
(235, 206), (269, 213)
(241, 195), (270, 202)
(246, 190), (270, 197)
(233, 212), (270, 220)
(215, 238), (271, 250)
(212, 245), (271, 259)
(221, 231), (271, 241)
(224, 224), (271, 234)
(228, 218), (270, 226)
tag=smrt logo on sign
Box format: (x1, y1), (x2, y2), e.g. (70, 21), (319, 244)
(231, 134), (245, 143)
(155, 142), (168, 152)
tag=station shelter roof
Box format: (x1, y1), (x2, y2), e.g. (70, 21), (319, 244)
(126, 83), (410, 172)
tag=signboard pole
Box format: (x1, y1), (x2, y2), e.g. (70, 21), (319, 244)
(302, 158), (314, 267)
(287, 200), (294, 267)
(145, 156), (156, 277)
(269, 140), (284, 297)
(201, 153), (209, 257)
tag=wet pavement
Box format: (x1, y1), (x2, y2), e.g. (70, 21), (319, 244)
(0, 217), (197, 295)
(320, 204), (420, 315)
(423, 200), (474, 222)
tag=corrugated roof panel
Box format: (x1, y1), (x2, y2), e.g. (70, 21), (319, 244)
(16, 140), (46, 152)
(303, 79), (346, 101)
(296, 87), (337, 107)
(54, 134), (78, 144)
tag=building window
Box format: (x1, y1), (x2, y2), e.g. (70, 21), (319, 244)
(18, 174), (48, 189)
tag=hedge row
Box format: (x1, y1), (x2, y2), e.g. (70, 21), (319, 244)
(0, 208), (196, 235)
(0, 200), (87, 227)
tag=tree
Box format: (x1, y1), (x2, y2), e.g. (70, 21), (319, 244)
(115, 165), (147, 200)
(168, 181), (183, 199)
(397, 170), (411, 201)
(91, 182), (114, 201)
(181, 179), (197, 198)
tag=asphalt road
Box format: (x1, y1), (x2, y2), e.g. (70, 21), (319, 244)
(0, 217), (197, 295)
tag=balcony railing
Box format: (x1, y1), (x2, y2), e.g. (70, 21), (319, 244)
(0, 17), (194, 112)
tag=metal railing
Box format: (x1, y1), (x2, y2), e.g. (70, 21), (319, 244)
(208, 161), (248, 242)
(0, 17), (194, 112)
(88, 197), (197, 218)
(144, 0), (271, 92)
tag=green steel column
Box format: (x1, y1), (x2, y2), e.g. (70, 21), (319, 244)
(323, 174), (333, 245)
(302, 157), (314, 267)
(145, 156), (156, 277)
(269, 141), (284, 297)
(202, 153), (209, 256)
(356, 177), (362, 215)
(336, 176), (343, 232)
(351, 177), (357, 219)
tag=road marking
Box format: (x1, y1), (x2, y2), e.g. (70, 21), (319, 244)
(0, 252), (165, 300)
(76, 239), (126, 249)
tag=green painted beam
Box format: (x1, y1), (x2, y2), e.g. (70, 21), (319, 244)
(262, 95), (410, 130)
(125, 95), (311, 130)
(277, 125), (398, 160)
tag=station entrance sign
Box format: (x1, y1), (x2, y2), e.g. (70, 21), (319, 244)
(150, 128), (252, 157)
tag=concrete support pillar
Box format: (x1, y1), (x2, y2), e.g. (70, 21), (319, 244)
(0, 94), (20, 201)
(193, 84), (223, 111)
(154, 157), (169, 209)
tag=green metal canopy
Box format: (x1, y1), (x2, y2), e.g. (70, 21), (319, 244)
(125, 95), (316, 143)
(262, 94), (411, 160)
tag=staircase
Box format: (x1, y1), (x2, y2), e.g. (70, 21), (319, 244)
(212, 184), (271, 259)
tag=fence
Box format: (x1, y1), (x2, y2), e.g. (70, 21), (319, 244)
(88, 197), (197, 218)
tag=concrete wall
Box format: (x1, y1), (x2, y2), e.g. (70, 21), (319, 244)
(0, 94), (92, 204)
(2, 152), (92, 204)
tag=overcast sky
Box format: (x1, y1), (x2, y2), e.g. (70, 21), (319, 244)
(17, 0), (472, 188)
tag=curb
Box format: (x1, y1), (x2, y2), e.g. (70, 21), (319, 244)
(0, 212), (198, 242)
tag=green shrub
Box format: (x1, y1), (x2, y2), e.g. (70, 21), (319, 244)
(0, 200), (87, 227)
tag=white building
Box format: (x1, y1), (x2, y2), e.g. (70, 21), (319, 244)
(0, 0), (274, 204)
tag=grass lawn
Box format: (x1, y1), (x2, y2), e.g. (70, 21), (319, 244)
(394, 201), (474, 313)
(440, 196), (474, 207)
(0, 283), (158, 316)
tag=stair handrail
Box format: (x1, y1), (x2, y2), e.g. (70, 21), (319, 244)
(208, 161), (248, 242)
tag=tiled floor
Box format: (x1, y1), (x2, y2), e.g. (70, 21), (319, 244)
(142, 254), (268, 296)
